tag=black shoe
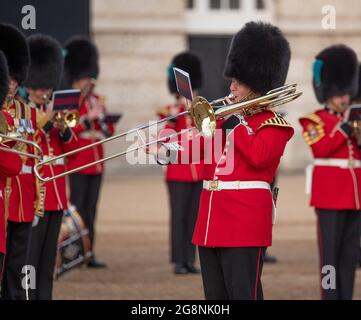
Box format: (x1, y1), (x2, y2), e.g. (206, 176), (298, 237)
(174, 264), (188, 275)
(185, 263), (200, 274)
(87, 257), (107, 268)
(264, 253), (278, 263)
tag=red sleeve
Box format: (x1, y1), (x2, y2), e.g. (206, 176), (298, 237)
(0, 146), (22, 177)
(234, 125), (294, 168)
(61, 128), (79, 154)
(299, 118), (347, 158)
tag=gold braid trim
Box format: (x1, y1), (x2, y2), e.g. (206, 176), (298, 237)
(300, 113), (325, 145)
(258, 113), (292, 131)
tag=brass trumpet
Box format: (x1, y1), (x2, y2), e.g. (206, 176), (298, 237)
(0, 112), (43, 160)
(34, 83), (302, 182)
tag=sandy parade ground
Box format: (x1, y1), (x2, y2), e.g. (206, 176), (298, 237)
(53, 173), (361, 300)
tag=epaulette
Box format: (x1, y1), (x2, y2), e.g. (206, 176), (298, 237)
(258, 113), (292, 131)
(300, 113), (325, 145)
(156, 106), (169, 118)
(299, 112), (324, 126)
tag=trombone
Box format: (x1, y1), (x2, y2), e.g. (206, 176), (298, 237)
(0, 112), (43, 160)
(34, 83), (302, 182)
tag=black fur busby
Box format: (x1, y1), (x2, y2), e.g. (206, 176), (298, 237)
(0, 51), (9, 106)
(351, 64), (361, 103)
(224, 21), (291, 95)
(168, 51), (203, 94)
(312, 45), (358, 103)
(24, 34), (64, 89)
(0, 23), (29, 85)
(63, 36), (99, 85)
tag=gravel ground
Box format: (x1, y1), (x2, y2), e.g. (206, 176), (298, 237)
(53, 173), (361, 300)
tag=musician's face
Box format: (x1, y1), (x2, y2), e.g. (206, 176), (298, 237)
(7, 78), (18, 99)
(327, 94), (350, 113)
(27, 88), (52, 105)
(73, 78), (94, 92)
(230, 79), (252, 103)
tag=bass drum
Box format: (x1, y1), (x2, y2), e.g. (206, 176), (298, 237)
(55, 205), (92, 278)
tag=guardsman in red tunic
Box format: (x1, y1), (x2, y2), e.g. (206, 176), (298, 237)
(150, 22), (293, 300)
(299, 45), (361, 300)
(0, 51), (23, 287)
(24, 34), (78, 300)
(63, 37), (115, 268)
(0, 23), (39, 300)
(157, 52), (203, 275)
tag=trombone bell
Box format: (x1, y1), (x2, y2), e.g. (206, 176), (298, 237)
(190, 96), (216, 134)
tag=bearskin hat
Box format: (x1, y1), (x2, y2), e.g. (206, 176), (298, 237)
(168, 51), (203, 94)
(312, 45), (358, 103)
(0, 51), (9, 106)
(63, 36), (99, 85)
(0, 23), (29, 85)
(224, 21), (291, 95)
(24, 34), (64, 89)
(351, 64), (361, 103)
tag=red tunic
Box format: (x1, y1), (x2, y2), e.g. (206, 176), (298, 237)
(172, 110), (294, 247)
(299, 109), (361, 210)
(2, 98), (37, 223)
(158, 103), (203, 182)
(33, 106), (79, 212)
(0, 111), (24, 253)
(66, 94), (115, 175)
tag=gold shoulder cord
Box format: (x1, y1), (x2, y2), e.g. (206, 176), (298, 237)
(4, 178), (12, 228)
(33, 110), (45, 217)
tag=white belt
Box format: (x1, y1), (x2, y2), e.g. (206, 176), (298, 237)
(20, 164), (32, 174)
(43, 156), (65, 166)
(314, 158), (361, 169)
(79, 131), (106, 140)
(203, 180), (270, 191)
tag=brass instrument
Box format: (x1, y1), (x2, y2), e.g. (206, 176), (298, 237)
(0, 112), (43, 160)
(41, 91), (80, 128)
(34, 83), (302, 182)
(54, 110), (80, 128)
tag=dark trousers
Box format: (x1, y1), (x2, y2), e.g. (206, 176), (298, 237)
(26, 211), (63, 300)
(316, 209), (361, 300)
(199, 246), (266, 300)
(69, 173), (103, 249)
(0, 253), (4, 295)
(167, 181), (202, 265)
(2, 221), (32, 300)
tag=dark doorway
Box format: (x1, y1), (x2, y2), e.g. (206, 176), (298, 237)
(188, 35), (232, 101)
(0, 0), (90, 43)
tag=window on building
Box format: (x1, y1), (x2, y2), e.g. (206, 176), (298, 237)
(256, 0), (266, 10)
(210, 0), (221, 9)
(229, 0), (240, 9)
(209, 0), (241, 10)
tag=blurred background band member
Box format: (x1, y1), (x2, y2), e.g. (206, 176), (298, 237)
(25, 34), (78, 300)
(63, 37), (115, 268)
(299, 45), (361, 300)
(0, 51), (23, 292)
(0, 23), (37, 300)
(150, 21), (293, 300)
(157, 52), (203, 275)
